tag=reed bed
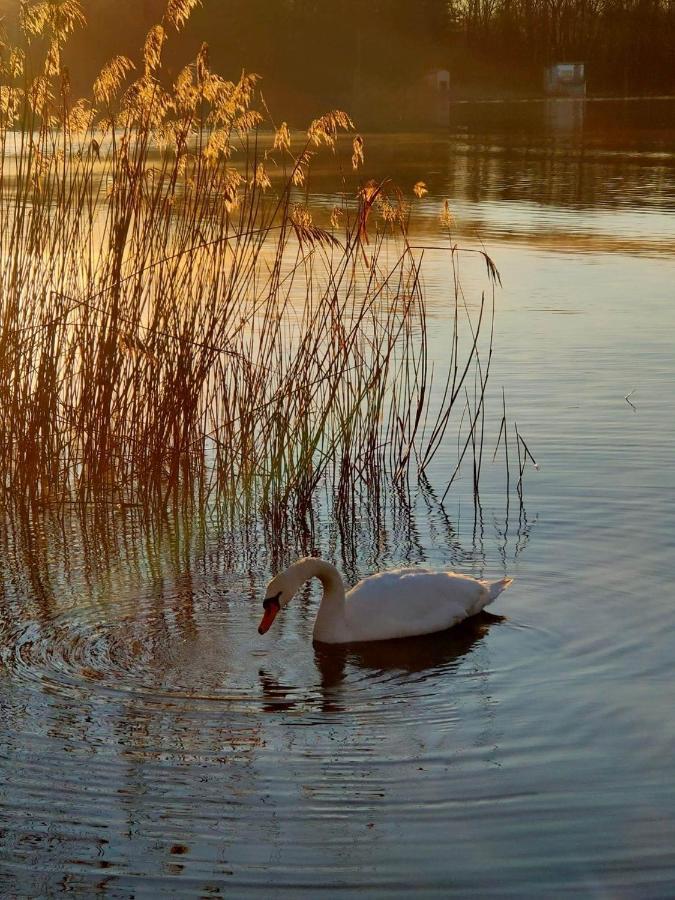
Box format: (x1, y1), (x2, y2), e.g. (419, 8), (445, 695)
(0, 0), (504, 520)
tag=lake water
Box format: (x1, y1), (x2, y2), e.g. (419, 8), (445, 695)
(1, 99), (675, 896)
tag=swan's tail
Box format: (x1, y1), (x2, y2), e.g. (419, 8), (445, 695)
(478, 576), (513, 611)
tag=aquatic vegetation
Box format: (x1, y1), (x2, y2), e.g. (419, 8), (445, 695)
(0, 0), (503, 521)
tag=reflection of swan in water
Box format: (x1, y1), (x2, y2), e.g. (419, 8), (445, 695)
(257, 669), (304, 713)
(258, 613), (504, 712)
(258, 557), (512, 643)
(314, 612), (505, 693)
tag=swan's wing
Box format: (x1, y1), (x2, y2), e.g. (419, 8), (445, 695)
(344, 570), (492, 641)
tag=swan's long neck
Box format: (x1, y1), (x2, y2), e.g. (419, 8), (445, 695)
(293, 558), (347, 642)
(307, 558), (345, 600)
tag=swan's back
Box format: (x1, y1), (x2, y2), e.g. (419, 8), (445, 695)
(341, 568), (511, 643)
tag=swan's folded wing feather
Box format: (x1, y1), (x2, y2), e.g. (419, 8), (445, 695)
(343, 570), (488, 641)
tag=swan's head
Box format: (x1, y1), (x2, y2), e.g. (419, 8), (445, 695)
(258, 558), (320, 635)
(257, 570), (295, 635)
(258, 558), (341, 636)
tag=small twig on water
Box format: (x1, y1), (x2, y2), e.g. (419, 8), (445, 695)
(624, 388), (637, 412)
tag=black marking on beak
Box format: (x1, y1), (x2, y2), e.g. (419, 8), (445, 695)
(263, 590), (282, 609)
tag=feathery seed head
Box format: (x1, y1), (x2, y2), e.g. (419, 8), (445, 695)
(308, 110), (354, 148)
(234, 109), (263, 134)
(93, 56), (135, 106)
(68, 97), (92, 133)
(21, 0), (86, 40)
(273, 122), (291, 153)
(165, 0), (201, 31)
(0, 86), (23, 124)
(9, 48), (26, 79)
(253, 162), (271, 191)
(143, 25), (166, 75)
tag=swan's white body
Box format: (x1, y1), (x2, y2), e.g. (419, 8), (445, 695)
(259, 557), (513, 644)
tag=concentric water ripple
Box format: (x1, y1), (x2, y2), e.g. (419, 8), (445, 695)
(0, 570), (527, 896)
(0, 579), (511, 714)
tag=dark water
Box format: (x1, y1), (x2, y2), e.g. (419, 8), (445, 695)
(2, 100), (675, 896)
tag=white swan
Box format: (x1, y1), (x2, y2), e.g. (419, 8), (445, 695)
(258, 557), (513, 644)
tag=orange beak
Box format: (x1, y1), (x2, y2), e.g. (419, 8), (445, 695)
(258, 597), (281, 635)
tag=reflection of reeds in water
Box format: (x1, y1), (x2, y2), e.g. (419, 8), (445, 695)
(0, 1), (503, 520)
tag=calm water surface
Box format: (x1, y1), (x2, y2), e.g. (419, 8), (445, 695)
(1, 100), (674, 896)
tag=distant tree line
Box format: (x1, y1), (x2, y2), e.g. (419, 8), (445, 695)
(176, 0), (675, 98)
(6, 0), (671, 120)
(447, 0), (675, 95)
